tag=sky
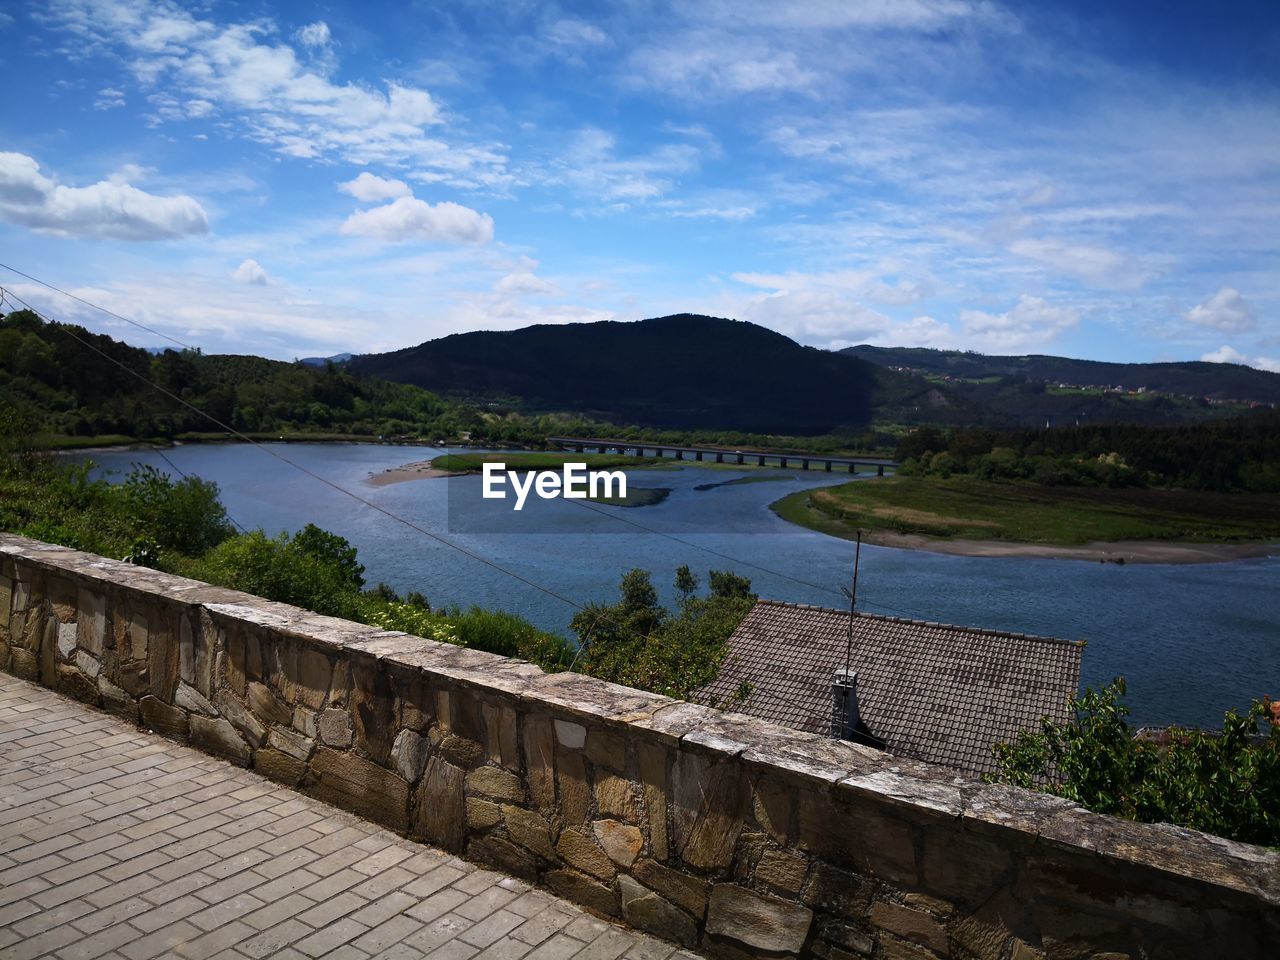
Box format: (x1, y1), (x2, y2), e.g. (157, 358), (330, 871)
(1, 0), (1277, 368)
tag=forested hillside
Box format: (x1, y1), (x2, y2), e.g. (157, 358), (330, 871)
(845, 344), (1279, 427)
(0, 309), (467, 441)
(349, 314), (972, 433)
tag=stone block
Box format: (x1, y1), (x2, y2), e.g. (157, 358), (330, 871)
(119, 660), (149, 697)
(0, 575), (11, 627)
(440, 734), (484, 769)
(672, 750), (745, 871)
(99, 677), (137, 722)
(48, 576), (77, 622)
(174, 681), (215, 716)
(558, 749), (592, 824)
(467, 797), (503, 830)
(755, 848), (809, 895)
(586, 727), (627, 772)
(523, 713), (556, 811)
(129, 611), (149, 662)
(816, 919), (875, 957)
(209, 691), (265, 746)
(799, 792), (917, 887)
(392, 729), (430, 783)
(483, 702), (520, 771)
(328, 658), (350, 706)
(74, 650), (101, 679)
(594, 819), (643, 867)
(802, 863), (874, 919)
(293, 705), (317, 738)
(706, 883), (813, 956)
(753, 777), (793, 846)
(57, 621), (77, 658)
(140, 695), (189, 740)
(415, 755), (466, 851)
(555, 718), (587, 749)
(880, 937), (940, 960)
(12, 646), (38, 680)
(557, 827), (616, 880)
(309, 746), (410, 831)
(503, 805), (555, 859)
(268, 726), (316, 762)
(637, 741), (669, 861)
(467, 765), (524, 803)
(56, 664), (100, 704)
(633, 858), (710, 918)
(255, 746), (306, 787)
(248, 681), (292, 726)
(179, 614), (194, 683)
(40, 618), (57, 685)
(545, 869), (619, 919)
(77, 588), (106, 655)
(147, 613), (178, 697)
(596, 774), (637, 821)
(619, 875), (699, 948)
(318, 707), (353, 747)
(281, 644), (331, 710)
(191, 715), (252, 765)
(870, 902), (949, 955)
(469, 834), (541, 882)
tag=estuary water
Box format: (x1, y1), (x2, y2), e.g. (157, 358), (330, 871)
(81, 442), (1279, 729)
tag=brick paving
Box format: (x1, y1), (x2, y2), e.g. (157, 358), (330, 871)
(0, 674), (697, 960)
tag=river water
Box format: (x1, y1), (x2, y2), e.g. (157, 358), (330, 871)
(81, 442), (1279, 729)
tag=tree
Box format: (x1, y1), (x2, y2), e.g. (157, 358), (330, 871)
(990, 678), (1280, 846)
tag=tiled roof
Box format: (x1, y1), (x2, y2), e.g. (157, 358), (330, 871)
(697, 600), (1085, 777)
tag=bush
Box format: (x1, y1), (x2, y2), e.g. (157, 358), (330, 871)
(120, 464), (233, 556)
(990, 679), (1280, 846)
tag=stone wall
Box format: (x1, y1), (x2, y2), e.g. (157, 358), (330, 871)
(0, 533), (1275, 960)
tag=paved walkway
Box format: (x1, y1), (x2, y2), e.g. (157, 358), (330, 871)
(0, 674), (693, 960)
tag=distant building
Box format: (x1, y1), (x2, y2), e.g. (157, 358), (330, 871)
(697, 600), (1085, 778)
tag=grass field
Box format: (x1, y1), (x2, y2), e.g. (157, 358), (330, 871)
(772, 475), (1280, 545)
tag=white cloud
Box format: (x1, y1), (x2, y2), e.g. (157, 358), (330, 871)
(340, 196), (493, 244)
(45, 1), (509, 186)
(339, 172), (412, 203)
(1200, 345), (1248, 365)
(1006, 237), (1150, 290)
(0, 151), (208, 240)
(94, 86), (125, 110)
(494, 271), (557, 296)
(959, 295), (1079, 352)
(543, 18), (611, 52)
(294, 21), (331, 49)
(1200, 345), (1279, 372)
(1185, 288), (1256, 333)
(232, 258), (268, 285)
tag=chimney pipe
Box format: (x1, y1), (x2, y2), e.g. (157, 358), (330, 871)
(831, 669), (859, 740)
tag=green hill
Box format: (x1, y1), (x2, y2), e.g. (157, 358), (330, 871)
(348, 314), (968, 433)
(843, 345), (1278, 427)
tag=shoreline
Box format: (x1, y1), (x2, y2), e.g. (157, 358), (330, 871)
(366, 460), (456, 486)
(854, 530), (1277, 565)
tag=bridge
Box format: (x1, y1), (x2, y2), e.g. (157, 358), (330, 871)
(546, 435), (898, 475)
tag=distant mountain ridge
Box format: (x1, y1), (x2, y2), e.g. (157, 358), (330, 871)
(349, 314), (960, 433)
(844, 345), (1280, 404)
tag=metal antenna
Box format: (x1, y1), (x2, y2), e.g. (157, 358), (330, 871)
(840, 531), (862, 676)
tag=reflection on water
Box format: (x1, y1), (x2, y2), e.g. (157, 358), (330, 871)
(80, 443), (1280, 729)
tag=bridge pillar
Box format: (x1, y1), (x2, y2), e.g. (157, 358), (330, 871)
(780, 457), (788, 469)
(695, 451), (703, 461)
(676, 451), (684, 460)
(715, 453), (724, 463)
(848, 463), (856, 473)
(825, 461), (832, 472)
(737, 454), (744, 465)
(575, 444), (584, 454)
(654, 448), (662, 458)
(801, 459), (810, 470)
(757, 456), (766, 466)
(878, 464), (885, 477)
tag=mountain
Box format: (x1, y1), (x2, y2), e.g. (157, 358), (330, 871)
(348, 314), (964, 433)
(843, 345), (1279, 427)
(299, 353), (354, 367)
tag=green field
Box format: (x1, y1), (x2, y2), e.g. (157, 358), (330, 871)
(772, 475), (1280, 545)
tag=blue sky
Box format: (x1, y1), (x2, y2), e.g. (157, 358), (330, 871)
(1, 1), (1277, 368)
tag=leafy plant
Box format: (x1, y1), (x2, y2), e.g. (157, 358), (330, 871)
(990, 678), (1280, 846)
